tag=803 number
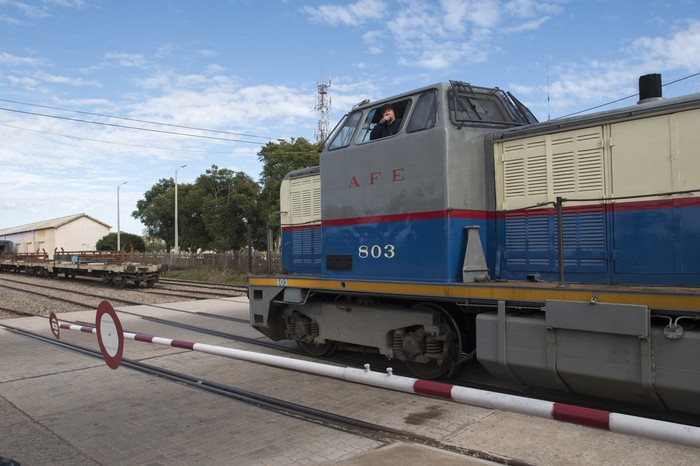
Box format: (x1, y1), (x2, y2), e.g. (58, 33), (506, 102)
(358, 244), (395, 259)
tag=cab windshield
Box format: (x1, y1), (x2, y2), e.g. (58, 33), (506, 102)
(448, 81), (538, 127)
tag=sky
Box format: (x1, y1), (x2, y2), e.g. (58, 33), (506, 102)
(1, 0), (699, 237)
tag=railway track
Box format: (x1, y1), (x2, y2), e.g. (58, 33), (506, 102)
(158, 277), (247, 293)
(0, 274), (245, 319)
(0, 321), (534, 466)
(3, 272), (697, 428)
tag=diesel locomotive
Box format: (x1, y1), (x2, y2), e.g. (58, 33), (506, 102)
(249, 75), (700, 414)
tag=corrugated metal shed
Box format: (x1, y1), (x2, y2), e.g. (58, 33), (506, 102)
(0, 213), (112, 254)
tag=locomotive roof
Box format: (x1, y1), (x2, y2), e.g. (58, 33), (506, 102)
(282, 165), (320, 180)
(493, 91), (700, 141)
(351, 81), (499, 111)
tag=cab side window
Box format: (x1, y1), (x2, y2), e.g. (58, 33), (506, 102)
(355, 108), (379, 143)
(327, 112), (362, 150)
(407, 90), (437, 133)
(356, 99), (411, 143)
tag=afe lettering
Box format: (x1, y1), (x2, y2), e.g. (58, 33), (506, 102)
(348, 168), (405, 188)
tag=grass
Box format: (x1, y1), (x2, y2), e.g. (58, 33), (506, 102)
(161, 267), (249, 286)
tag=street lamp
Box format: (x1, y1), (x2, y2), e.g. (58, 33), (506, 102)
(117, 181), (128, 251)
(174, 164), (187, 253)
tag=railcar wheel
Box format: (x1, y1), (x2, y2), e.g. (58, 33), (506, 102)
(297, 340), (337, 357)
(402, 303), (462, 380)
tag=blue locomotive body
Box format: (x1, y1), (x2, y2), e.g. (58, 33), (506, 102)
(320, 213), (491, 282)
(494, 201), (700, 286)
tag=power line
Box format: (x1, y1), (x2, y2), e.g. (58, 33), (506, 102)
(0, 123), (238, 154)
(0, 97), (272, 140)
(0, 122), (313, 158)
(555, 71), (700, 119)
(0, 106), (270, 144)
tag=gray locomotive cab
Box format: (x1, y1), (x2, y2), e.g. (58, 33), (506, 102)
(320, 82), (536, 283)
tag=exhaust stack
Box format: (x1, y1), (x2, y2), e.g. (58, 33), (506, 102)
(638, 73), (662, 104)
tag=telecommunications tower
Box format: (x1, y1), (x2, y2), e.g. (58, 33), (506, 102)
(314, 78), (332, 142)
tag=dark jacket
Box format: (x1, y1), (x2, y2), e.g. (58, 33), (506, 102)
(370, 118), (402, 140)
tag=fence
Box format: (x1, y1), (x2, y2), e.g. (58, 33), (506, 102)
(134, 251), (282, 275)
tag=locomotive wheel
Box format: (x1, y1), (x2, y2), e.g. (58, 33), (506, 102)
(297, 340), (337, 356)
(402, 303), (462, 380)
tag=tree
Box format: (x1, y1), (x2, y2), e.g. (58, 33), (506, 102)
(176, 182), (212, 252)
(257, 137), (322, 244)
(196, 165), (261, 251)
(96, 232), (146, 252)
(132, 139), (319, 254)
(132, 178), (176, 250)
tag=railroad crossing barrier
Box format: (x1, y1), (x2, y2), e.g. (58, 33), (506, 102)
(49, 301), (700, 449)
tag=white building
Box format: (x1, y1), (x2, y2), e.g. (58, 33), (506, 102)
(0, 213), (111, 255)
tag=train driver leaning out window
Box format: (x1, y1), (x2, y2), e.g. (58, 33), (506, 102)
(370, 104), (402, 140)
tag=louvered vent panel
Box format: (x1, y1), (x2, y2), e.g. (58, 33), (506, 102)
(526, 154), (548, 195)
(552, 150), (576, 193)
(577, 148), (603, 191)
(289, 174), (321, 225)
(290, 192), (303, 218)
(505, 214), (551, 268)
(501, 138), (547, 206)
(504, 159), (525, 197)
(551, 130), (603, 196)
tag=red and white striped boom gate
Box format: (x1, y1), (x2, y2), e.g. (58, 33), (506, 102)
(49, 301), (700, 449)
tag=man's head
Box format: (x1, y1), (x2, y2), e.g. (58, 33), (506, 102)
(379, 104), (395, 123)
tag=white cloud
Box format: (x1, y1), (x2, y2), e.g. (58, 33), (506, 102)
(35, 71), (101, 87)
(300, 1), (561, 71)
(302, 0), (387, 26)
(0, 13), (20, 24)
(6, 1), (50, 19)
(196, 49), (218, 58)
(0, 51), (44, 66)
(103, 52), (150, 68)
(503, 0), (564, 18)
(384, 0), (559, 70)
(44, 0), (87, 8)
(463, 0), (501, 30)
(517, 19), (700, 119)
(504, 16), (551, 33)
(6, 75), (39, 87)
(630, 19), (700, 71)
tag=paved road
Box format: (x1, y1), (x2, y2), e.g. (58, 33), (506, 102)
(1, 297), (698, 465)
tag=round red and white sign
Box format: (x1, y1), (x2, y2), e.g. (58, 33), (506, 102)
(49, 312), (60, 340)
(96, 301), (124, 370)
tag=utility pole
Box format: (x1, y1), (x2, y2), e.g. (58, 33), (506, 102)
(117, 181), (128, 251)
(174, 164), (187, 253)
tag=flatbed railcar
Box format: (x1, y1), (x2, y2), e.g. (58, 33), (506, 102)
(249, 75), (700, 414)
(0, 250), (163, 287)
